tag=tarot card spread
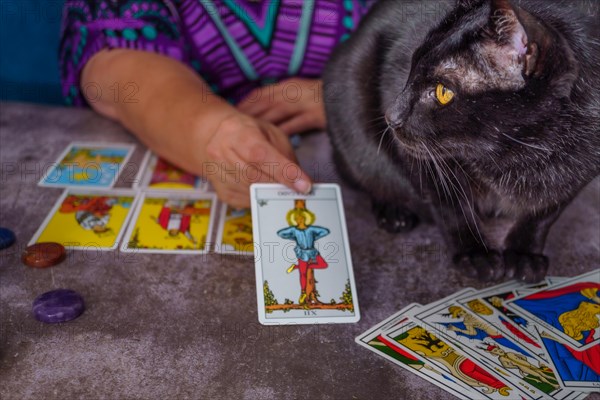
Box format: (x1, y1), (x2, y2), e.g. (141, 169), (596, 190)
(383, 320), (525, 400)
(457, 281), (549, 360)
(410, 296), (564, 399)
(39, 142), (134, 188)
(355, 304), (483, 400)
(250, 184), (359, 325)
(215, 205), (253, 255)
(136, 152), (207, 191)
(356, 273), (598, 399)
(121, 192), (216, 254)
(505, 270), (600, 351)
(29, 189), (138, 250)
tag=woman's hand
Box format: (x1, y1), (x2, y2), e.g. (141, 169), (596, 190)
(82, 50), (313, 209)
(202, 112), (312, 208)
(237, 78), (326, 136)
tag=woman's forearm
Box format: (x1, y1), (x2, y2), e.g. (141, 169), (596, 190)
(81, 49), (235, 174)
(81, 49), (312, 207)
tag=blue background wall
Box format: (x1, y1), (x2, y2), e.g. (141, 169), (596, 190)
(0, 0), (65, 104)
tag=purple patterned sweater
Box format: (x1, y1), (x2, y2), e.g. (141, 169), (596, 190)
(60, 0), (375, 106)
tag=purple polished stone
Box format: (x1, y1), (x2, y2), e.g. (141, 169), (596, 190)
(32, 289), (85, 323)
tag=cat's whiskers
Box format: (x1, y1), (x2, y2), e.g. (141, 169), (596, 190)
(433, 147), (480, 215)
(409, 143), (417, 179)
(424, 144), (454, 203)
(419, 140), (449, 230)
(474, 115), (551, 153)
(418, 155), (424, 196)
(365, 114), (387, 126)
(377, 126), (392, 156)
(438, 152), (486, 242)
(423, 144), (442, 214)
(365, 116), (388, 131)
(421, 141), (456, 213)
(431, 146), (470, 239)
(435, 146), (485, 247)
(424, 140), (486, 248)
(429, 142), (463, 204)
(427, 145), (466, 240)
(499, 132), (551, 152)
(433, 142), (478, 186)
(412, 146), (424, 195)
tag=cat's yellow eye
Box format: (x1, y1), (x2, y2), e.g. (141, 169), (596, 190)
(435, 83), (454, 106)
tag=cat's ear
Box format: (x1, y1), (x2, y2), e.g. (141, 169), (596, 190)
(487, 0), (578, 97)
(485, 0), (545, 80)
(486, 0), (529, 57)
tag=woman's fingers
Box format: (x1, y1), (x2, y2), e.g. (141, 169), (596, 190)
(255, 104), (298, 126)
(278, 112), (319, 136)
(233, 135), (311, 193)
(213, 182), (251, 208)
(206, 112), (313, 208)
(240, 95), (298, 127)
(237, 87), (271, 115)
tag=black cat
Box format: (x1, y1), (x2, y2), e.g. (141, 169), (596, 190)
(324, 0), (600, 282)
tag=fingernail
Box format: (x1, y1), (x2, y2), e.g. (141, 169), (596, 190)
(294, 178), (311, 194)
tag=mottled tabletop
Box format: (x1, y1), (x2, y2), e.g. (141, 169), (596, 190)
(0, 102), (598, 399)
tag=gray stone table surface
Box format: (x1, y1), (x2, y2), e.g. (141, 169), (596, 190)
(0, 102), (598, 399)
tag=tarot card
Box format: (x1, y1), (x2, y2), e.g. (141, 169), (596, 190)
(121, 192), (217, 254)
(514, 289), (544, 297)
(382, 319), (527, 399)
(39, 142), (134, 188)
(411, 294), (567, 399)
(505, 269), (600, 351)
(545, 277), (570, 286)
(419, 288), (477, 309)
(131, 149), (152, 189)
(250, 184), (359, 325)
(513, 279), (553, 297)
(509, 277), (572, 304)
(356, 304), (481, 400)
(458, 281), (547, 360)
(135, 151), (208, 191)
(29, 189), (138, 250)
(534, 326), (600, 391)
(214, 205), (253, 256)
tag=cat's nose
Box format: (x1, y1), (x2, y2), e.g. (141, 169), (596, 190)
(385, 110), (404, 129)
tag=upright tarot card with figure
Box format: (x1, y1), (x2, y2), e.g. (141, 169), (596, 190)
(250, 184), (359, 325)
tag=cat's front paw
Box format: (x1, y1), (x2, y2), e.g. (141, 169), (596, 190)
(453, 250), (504, 282)
(372, 201), (419, 233)
(503, 250), (548, 283)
